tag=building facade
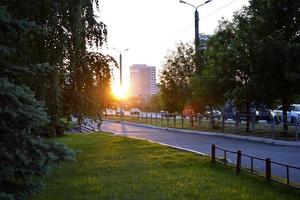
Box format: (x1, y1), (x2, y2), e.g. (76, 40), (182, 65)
(130, 64), (157, 97)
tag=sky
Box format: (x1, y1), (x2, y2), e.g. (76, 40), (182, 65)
(97, 0), (249, 94)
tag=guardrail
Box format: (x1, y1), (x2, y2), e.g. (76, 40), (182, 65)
(211, 144), (300, 189)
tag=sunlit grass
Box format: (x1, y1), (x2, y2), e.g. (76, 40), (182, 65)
(31, 133), (300, 200)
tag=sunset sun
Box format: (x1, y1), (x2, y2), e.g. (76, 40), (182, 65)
(112, 83), (128, 100)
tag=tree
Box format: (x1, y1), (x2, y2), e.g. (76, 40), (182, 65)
(0, 7), (75, 198)
(3, 0), (116, 125)
(198, 0), (300, 132)
(160, 42), (195, 113)
(0, 78), (75, 200)
(0, 1), (114, 198)
(244, 0), (300, 131)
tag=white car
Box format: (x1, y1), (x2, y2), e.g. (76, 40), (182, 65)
(272, 104), (300, 124)
(130, 108), (141, 115)
(115, 108), (124, 115)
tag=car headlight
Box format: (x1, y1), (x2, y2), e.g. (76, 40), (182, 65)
(255, 111), (259, 115)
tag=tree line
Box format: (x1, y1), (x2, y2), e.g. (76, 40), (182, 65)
(0, 0), (114, 199)
(160, 0), (300, 131)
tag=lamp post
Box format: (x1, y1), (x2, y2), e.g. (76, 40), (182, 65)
(113, 48), (129, 88)
(179, 0), (213, 72)
(113, 48), (129, 119)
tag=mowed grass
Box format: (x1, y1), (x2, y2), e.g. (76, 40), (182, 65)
(31, 133), (300, 200)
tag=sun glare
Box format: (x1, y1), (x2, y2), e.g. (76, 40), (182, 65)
(112, 83), (128, 100)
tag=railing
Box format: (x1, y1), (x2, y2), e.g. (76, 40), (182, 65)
(211, 144), (300, 189)
(104, 112), (300, 141)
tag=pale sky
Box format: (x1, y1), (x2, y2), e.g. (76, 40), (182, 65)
(97, 0), (249, 93)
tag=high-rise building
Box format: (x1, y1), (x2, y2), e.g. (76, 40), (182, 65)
(130, 64), (157, 97)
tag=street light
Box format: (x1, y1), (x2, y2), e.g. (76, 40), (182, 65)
(112, 48), (129, 118)
(179, 0), (213, 72)
(113, 47), (129, 88)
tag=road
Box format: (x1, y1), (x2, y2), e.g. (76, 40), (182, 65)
(101, 120), (300, 183)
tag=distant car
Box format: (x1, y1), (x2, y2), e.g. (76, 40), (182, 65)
(130, 108), (141, 115)
(115, 108), (124, 115)
(272, 104), (300, 124)
(235, 105), (272, 123)
(160, 111), (175, 118)
(203, 109), (221, 119)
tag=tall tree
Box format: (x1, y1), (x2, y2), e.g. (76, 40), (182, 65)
(3, 0), (116, 125)
(0, 7), (75, 199)
(245, 0), (300, 130)
(160, 42), (195, 113)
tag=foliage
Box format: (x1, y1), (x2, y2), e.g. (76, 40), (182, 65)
(2, 0), (116, 122)
(0, 78), (76, 200)
(194, 0), (300, 131)
(243, 0), (300, 128)
(0, 1), (114, 198)
(160, 42), (195, 113)
(63, 52), (116, 118)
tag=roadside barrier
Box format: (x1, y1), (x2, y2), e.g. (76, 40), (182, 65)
(211, 144), (300, 189)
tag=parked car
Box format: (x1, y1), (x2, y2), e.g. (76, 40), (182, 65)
(115, 108), (124, 115)
(130, 108), (141, 115)
(160, 111), (175, 118)
(272, 104), (300, 124)
(223, 102), (272, 122)
(203, 109), (221, 119)
(250, 106), (272, 122)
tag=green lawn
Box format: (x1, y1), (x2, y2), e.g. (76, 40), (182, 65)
(31, 133), (299, 200)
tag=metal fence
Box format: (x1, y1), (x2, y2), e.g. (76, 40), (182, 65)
(211, 144), (300, 189)
(104, 112), (300, 141)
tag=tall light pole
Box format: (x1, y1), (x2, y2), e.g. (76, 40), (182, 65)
(113, 48), (129, 88)
(179, 0), (213, 72)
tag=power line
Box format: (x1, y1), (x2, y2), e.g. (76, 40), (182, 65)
(159, 0), (239, 45)
(202, 0), (239, 20)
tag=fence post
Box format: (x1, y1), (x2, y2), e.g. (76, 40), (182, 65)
(155, 114), (158, 126)
(236, 150), (242, 174)
(150, 114), (152, 125)
(181, 115), (184, 129)
(211, 144), (216, 163)
(235, 114), (240, 134)
(222, 114), (225, 133)
(146, 113), (148, 123)
(293, 119), (298, 141)
(174, 115), (176, 128)
(266, 158), (271, 181)
(167, 115), (169, 127)
(161, 114), (163, 126)
(271, 118), (275, 139)
(251, 112), (256, 132)
(198, 114), (201, 130)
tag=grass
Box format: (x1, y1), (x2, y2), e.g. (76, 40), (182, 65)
(104, 115), (299, 141)
(31, 133), (300, 200)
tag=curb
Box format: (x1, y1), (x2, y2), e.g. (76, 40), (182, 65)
(104, 119), (300, 147)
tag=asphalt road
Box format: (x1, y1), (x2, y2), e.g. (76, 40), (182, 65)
(100, 120), (300, 184)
